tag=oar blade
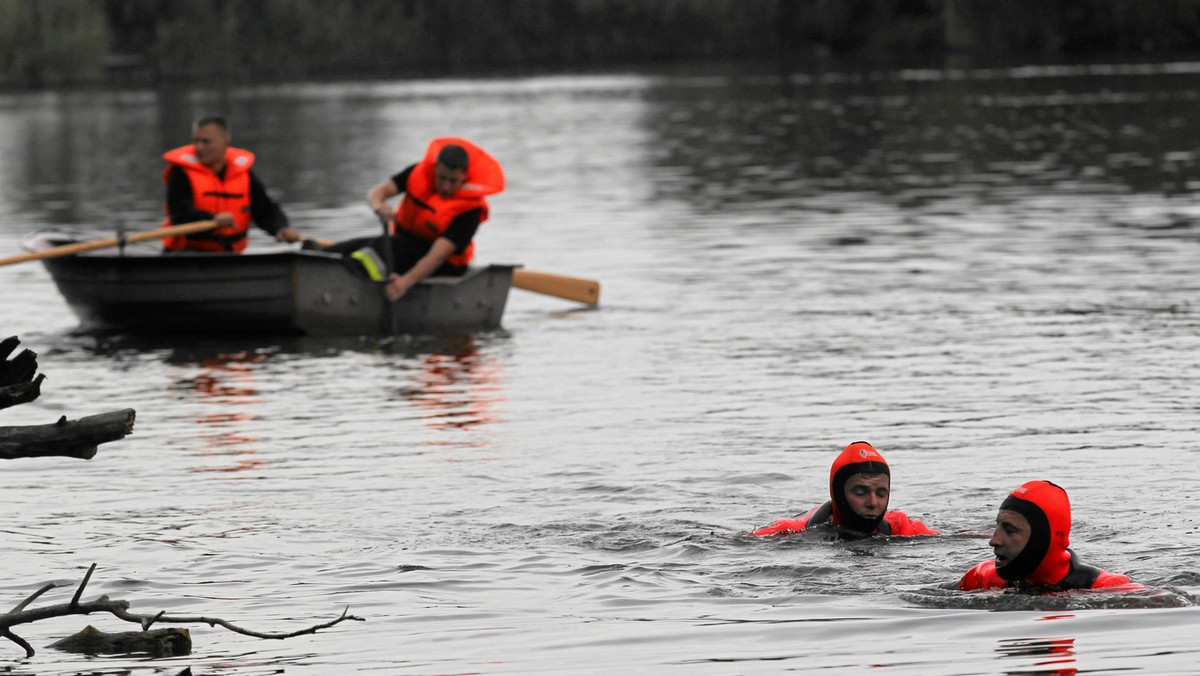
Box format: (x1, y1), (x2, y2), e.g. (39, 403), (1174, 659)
(511, 269), (600, 306)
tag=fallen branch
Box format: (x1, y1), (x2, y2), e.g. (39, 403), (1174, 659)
(1, 336), (135, 460)
(0, 336), (37, 385)
(1, 564), (365, 658)
(0, 336), (43, 410)
(0, 409), (136, 460)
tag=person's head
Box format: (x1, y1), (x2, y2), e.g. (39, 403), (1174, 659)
(433, 144), (469, 199)
(828, 441), (891, 533)
(192, 116), (231, 170)
(988, 480), (1072, 584)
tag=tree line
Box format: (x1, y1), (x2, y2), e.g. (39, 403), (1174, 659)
(3, 0), (1200, 89)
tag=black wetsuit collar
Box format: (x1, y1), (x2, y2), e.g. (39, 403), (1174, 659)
(806, 500), (888, 538)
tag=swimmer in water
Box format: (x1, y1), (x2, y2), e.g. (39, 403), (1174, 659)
(751, 441), (939, 538)
(959, 480), (1144, 592)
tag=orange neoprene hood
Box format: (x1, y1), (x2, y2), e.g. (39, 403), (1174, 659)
(828, 441), (890, 533)
(995, 480), (1072, 584)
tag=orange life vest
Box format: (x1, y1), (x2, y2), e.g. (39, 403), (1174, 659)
(161, 145), (255, 253)
(392, 137), (505, 267)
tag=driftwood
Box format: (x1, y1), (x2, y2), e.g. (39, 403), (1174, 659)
(0, 409), (136, 460)
(1, 564), (365, 659)
(0, 336), (135, 460)
(0, 335), (43, 409)
(50, 625), (192, 656)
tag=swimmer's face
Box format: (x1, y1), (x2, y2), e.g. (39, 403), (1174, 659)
(843, 473), (889, 521)
(989, 509), (1031, 567)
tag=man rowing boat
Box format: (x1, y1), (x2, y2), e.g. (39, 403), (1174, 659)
(161, 116), (303, 253)
(315, 137), (505, 301)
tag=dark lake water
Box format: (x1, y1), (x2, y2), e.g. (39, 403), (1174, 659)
(2, 60), (1199, 674)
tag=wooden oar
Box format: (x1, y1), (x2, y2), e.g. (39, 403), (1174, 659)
(0, 220), (219, 267)
(512, 269), (600, 306)
(299, 238), (600, 306)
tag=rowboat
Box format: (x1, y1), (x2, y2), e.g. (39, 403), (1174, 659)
(20, 231), (516, 336)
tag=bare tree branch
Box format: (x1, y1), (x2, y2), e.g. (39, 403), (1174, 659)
(70, 563), (96, 607)
(0, 374), (44, 410)
(8, 583), (55, 614)
(0, 565), (365, 658)
(0, 630), (32, 658)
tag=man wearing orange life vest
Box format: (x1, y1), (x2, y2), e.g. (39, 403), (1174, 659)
(162, 116), (302, 253)
(751, 441), (938, 538)
(320, 137), (505, 302)
(958, 480), (1143, 592)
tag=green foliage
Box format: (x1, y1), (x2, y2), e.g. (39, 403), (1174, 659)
(4, 0), (1200, 89)
(148, 0), (235, 79)
(0, 0), (108, 87)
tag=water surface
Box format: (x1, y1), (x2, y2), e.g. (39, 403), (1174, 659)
(1, 62), (1199, 674)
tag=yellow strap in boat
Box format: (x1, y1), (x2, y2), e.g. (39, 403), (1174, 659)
(350, 247), (386, 281)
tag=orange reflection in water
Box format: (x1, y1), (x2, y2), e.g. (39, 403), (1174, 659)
(173, 350), (266, 477)
(995, 635), (1077, 676)
(396, 337), (506, 436)
(171, 339), (507, 472)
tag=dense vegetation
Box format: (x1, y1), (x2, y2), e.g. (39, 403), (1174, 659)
(4, 0), (1200, 88)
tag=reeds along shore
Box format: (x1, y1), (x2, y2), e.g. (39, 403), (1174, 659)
(4, 0), (1200, 89)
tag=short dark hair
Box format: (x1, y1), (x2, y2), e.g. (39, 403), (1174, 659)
(436, 144), (469, 171)
(194, 116), (231, 137)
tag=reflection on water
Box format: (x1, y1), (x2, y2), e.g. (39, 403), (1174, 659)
(152, 334), (508, 474)
(395, 335), (507, 438)
(6, 64), (1200, 236)
(646, 61), (1200, 207)
(173, 350), (268, 476)
(997, 635), (1077, 676)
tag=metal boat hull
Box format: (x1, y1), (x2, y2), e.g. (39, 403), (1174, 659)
(37, 246), (514, 336)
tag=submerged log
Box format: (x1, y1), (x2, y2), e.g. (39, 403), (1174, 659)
(0, 409), (136, 460)
(49, 624), (192, 656)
